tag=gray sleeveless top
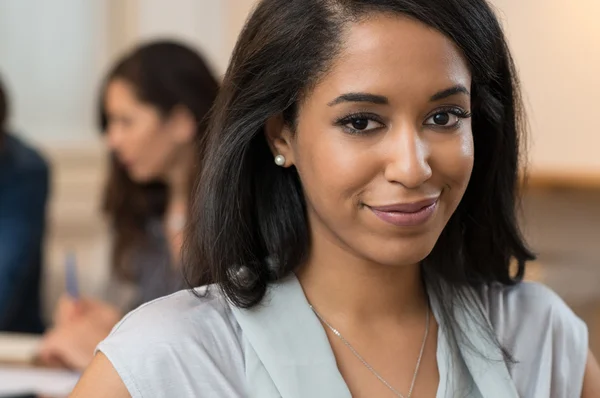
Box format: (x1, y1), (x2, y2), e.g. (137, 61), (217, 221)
(97, 275), (588, 397)
(106, 219), (184, 312)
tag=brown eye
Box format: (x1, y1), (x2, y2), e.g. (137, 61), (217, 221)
(336, 112), (386, 135)
(433, 113), (450, 125)
(349, 117), (369, 130)
(425, 112), (458, 127)
(424, 107), (471, 129)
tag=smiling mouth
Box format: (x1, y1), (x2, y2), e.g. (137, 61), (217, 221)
(367, 197), (439, 227)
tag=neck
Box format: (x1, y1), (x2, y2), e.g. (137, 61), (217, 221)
(296, 224), (427, 325)
(165, 146), (194, 204)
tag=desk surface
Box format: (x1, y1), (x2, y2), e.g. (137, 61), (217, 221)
(0, 333), (79, 397)
(0, 365), (79, 398)
(0, 333), (40, 365)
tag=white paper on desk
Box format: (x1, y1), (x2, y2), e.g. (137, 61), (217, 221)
(0, 366), (80, 396)
(0, 332), (41, 363)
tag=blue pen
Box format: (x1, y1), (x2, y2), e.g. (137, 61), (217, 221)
(65, 252), (80, 299)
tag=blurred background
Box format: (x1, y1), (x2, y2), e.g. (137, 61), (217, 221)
(0, 0), (598, 355)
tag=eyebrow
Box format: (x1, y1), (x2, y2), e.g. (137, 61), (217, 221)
(429, 85), (470, 101)
(327, 85), (470, 107)
(328, 93), (389, 107)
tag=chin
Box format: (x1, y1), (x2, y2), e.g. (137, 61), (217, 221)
(127, 169), (157, 183)
(379, 248), (433, 268)
(360, 236), (438, 268)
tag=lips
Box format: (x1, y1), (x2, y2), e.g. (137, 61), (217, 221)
(369, 197), (439, 213)
(368, 197), (439, 227)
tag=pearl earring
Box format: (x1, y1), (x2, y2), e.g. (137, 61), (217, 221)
(274, 154), (286, 166)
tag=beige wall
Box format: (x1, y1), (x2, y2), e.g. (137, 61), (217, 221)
(492, 0), (600, 178)
(107, 0), (226, 76)
(224, 0), (258, 60)
(107, 0), (258, 78)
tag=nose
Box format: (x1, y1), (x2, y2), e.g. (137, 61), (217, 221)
(383, 125), (432, 189)
(105, 124), (122, 151)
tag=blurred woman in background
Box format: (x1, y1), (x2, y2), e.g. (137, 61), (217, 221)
(39, 40), (219, 370)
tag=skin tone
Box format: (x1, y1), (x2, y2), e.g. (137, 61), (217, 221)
(39, 79), (196, 371)
(70, 14), (600, 397)
(271, 14), (472, 397)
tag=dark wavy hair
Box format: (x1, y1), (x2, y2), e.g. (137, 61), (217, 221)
(185, 0), (535, 361)
(99, 40), (219, 279)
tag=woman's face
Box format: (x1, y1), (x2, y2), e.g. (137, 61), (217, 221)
(271, 14), (474, 267)
(104, 79), (192, 182)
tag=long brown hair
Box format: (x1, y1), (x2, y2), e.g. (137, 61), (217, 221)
(99, 40), (219, 280)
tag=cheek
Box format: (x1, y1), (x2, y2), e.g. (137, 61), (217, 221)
(127, 124), (176, 178)
(432, 130), (474, 195)
(294, 129), (373, 206)
(129, 127), (158, 159)
(455, 131), (475, 181)
(143, 129), (178, 164)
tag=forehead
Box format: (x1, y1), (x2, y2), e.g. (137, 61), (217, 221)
(311, 14), (472, 104)
(106, 79), (139, 107)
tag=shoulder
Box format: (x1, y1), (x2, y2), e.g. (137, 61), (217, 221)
(479, 281), (588, 394)
(107, 286), (238, 336)
(0, 136), (49, 214)
(0, 134), (49, 202)
(479, 281), (585, 337)
(480, 281), (570, 317)
(2, 134), (49, 177)
(97, 287), (247, 397)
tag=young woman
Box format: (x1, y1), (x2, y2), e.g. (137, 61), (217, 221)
(39, 41), (219, 370)
(72, 1), (600, 397)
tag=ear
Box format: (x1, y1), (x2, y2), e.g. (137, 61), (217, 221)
(168, 105), (196, 144)
(264, 114), (295, 167)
